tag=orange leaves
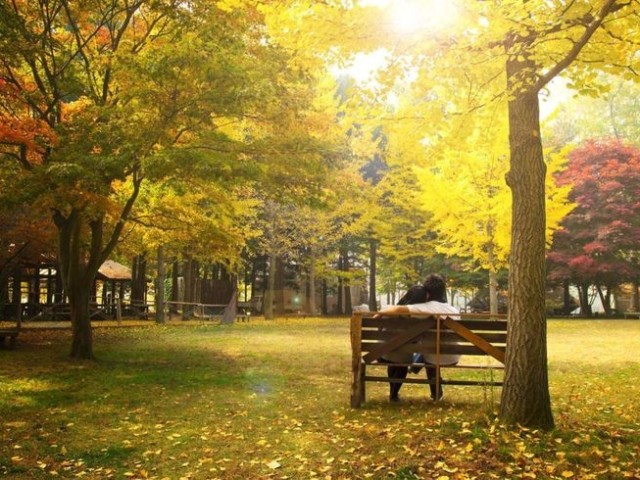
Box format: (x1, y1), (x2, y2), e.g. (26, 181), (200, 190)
(0, 115), (57, 163)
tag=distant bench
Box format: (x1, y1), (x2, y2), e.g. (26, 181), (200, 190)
(0, 328), (19, 349)
(623, 312), (640, 319)
(350, 313), (507, 407)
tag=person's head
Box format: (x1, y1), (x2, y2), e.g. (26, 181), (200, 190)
(423, 274), (447, 303)
(397, 285), (427, 305)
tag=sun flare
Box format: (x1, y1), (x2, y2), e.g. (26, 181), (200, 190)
(363, 0), (459, 34)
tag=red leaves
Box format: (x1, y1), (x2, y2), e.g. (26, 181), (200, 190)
(548, 139), (640, 284)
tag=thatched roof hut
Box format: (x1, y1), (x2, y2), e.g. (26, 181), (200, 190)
(97, 260), (132, 281)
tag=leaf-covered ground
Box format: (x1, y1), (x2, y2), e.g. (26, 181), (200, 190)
(1, 318), (639, 479)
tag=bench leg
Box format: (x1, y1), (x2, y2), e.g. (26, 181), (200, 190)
(351, 363), (366, 408)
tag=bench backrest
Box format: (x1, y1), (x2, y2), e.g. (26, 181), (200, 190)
(352, 314), (508, 365)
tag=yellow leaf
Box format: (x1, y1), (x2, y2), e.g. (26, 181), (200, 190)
(561, 471), (574, 478)
(267, 460), (281, 469)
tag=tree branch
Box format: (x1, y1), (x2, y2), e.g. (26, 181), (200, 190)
(533, 0), (631, 92)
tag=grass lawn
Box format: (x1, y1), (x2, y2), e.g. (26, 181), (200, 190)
(1, 318), (639, 479)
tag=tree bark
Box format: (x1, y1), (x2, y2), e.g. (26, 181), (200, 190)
(369, 239), (377, 312)
(336, 254), (343, 315)
(155, 246), (165, 324)
(321, 279), (328, 315)
(489, 269), (498, 317)
(342, 247), (352, 315)
(264, 252), (275, 319)
(54, 210), (105, 359)
(630, 281), (639, 313)
(275, 256), (285, 315)
(562, 281), (572, 314)
(500, 55), (554, 430)
(577, 283), (592, 316)
(487, 222), (498, 316)
(131, 254), (147, 305)
(308, 250), (317, 316)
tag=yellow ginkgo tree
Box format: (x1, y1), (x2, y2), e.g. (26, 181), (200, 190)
(412, 105), (573, 315)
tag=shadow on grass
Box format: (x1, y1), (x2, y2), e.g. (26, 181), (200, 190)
(0, 328), (252, 414)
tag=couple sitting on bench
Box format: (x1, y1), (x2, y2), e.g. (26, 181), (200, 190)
(378, 274), (460, 402)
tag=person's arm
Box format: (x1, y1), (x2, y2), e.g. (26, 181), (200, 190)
(378, 305), (411, 315)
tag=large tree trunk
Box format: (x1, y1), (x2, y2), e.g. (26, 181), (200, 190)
(70, 286), (93, 359)
(500, 56), (554, 430)
(52, 172), (141, 359)
(54, 211), (104, 359)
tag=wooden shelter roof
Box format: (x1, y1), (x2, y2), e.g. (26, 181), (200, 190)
(97, 260), (132, 281)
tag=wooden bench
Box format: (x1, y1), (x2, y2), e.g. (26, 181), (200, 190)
(0, 328), (20, 349)
(623, 311), (640, 319)
(350, 313), (507, 407)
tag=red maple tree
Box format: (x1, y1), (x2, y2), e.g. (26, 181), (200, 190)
(547, 139), (640, 314)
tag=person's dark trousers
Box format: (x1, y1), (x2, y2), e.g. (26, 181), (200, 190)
(426, 365), (443, 400)
(388, 365), (408, 400)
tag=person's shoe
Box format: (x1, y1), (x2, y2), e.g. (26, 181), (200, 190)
(431, 391), (444, 402)
(390, 394), (400, 402)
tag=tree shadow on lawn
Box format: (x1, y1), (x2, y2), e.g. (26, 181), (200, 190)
(0, 329), (260, 414)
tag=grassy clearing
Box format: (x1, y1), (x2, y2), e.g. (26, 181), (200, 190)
(1, 318), (639, 479)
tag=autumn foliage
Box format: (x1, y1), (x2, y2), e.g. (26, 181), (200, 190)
(548, 140), (640, 289)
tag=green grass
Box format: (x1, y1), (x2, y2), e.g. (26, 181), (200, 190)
(1, 318), (639, 479)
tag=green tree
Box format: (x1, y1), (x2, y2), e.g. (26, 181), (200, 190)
(0, 0), (337, 357)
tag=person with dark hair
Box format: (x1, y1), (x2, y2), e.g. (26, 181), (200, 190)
(384, 285), (427, 401)
(380, 274), (460, 401)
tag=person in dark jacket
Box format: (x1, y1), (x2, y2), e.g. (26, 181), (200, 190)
(386, 285), (427, 401)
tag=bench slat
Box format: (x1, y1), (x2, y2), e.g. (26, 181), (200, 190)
(362, 317), (507, 331)
(364, 376), (503, 386)
(361, 330), (507, 343)
(361, 344), (505, 357)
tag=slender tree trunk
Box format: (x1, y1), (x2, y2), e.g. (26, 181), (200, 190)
(11, 266), (21, 321)
(131, 254), (147, 304)
(275, 256), (285, 315)
(369, 239), (377, 312)
(342, 247), (352, 315)
(500, 55), (554, 430)
(308, 250), (317, 316)
(562, 282), (572, 314)
(630, 281), (639, 313)
(156, 246), (165, 324)
(182, 256), (193, 320)
(596, 284), (612, 315)
(487, 223), (499, 316)
(489, 270), (499, 316)
(264, 252), (276, 319)
(578, 283), (592, 316)
(321, 279), (328, 315)
(336, 254), (343, 315)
